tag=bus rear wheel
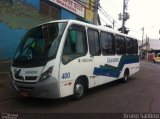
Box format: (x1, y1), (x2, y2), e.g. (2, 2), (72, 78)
(73, 80), (86, 100)
(122, 69), (129, 83)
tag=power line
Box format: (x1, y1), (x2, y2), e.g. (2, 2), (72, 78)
(99, 17), (108, 25)
(75, 0), (97, 10)
(98, 7), (119, 29)
(100, 6), (121, 28)
(98, 7), (113, 24)
(76, 0), (100, 6)
(76, 0), (121, 28)
(99, 5), (113, 21)
(98, 4), (121, 29)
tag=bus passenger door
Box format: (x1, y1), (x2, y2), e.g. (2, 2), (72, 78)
(59, 24), (88, 97)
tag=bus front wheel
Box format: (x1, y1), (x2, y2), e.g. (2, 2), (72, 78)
(73, 79), (86, 100)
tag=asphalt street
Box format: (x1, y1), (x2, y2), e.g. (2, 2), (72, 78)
(0, 61), (160, 118)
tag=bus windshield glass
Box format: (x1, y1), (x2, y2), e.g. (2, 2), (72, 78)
(14, 22), (67, 64)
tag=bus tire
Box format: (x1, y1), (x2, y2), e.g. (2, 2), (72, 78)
(73, 79), (86, 100)
(122, 69), (129, 83)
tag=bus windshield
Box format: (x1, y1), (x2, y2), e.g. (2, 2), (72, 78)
(13, 22), (67, 66)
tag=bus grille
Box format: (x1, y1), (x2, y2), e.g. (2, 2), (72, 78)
(15, 75), (37, 81)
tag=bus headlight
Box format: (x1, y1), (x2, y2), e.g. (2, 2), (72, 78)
(40, 66), (53, 81)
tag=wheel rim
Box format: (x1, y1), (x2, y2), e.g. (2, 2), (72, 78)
(75, 83), (83, 98)
(124, 73), (128, 81)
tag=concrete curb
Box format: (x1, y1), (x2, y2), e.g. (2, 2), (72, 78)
(0, 72), (9, 76)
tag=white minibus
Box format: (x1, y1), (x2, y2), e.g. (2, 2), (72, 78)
(10, 20), (139, 99)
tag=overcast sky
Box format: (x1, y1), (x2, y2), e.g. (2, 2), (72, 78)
(99, 0), (160, 40)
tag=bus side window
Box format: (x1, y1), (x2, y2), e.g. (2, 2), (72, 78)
(134, 39), (138, 55)
(126, 37), (134, 54)
(100, 32), (115, 55)
(88, 28), (101, 56)
(62, 25), (87, 64)
(115, 35), (126, 55)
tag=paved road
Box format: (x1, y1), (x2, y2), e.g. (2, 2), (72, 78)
(0, 61), (160, 118)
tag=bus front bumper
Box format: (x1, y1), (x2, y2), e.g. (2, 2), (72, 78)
(9, 77), (60, 99)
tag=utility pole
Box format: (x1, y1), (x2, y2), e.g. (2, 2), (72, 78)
(113, 20), (115, 29)
(159, 30), (160, 40)
(142, 27), (144, 45)
(146, 36), (150, 51)
(119, 0), (129, 33)
(148, 37), (150, 51)
(93, 0), (100, 25)
(140, 27), (144, 60)
(146, 35), (148, 51)
(97, 14), (101, 25)
(122, 0), (125, 33)
(146, 35), (150, 60)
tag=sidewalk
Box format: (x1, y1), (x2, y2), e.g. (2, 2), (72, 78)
(0, 61), (16, 102)
(0, 60), (11, 73)
(0, 74), (16, 102)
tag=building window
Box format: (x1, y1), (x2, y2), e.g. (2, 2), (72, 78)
(40, 0), (60, 20)
(100, 31), (115, 55)
(88, 28), (101, 56)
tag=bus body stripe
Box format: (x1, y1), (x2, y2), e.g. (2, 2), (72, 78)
(93, 55), (139, 78)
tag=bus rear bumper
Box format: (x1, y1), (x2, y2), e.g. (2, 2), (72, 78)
(9, 77), (60, 99)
